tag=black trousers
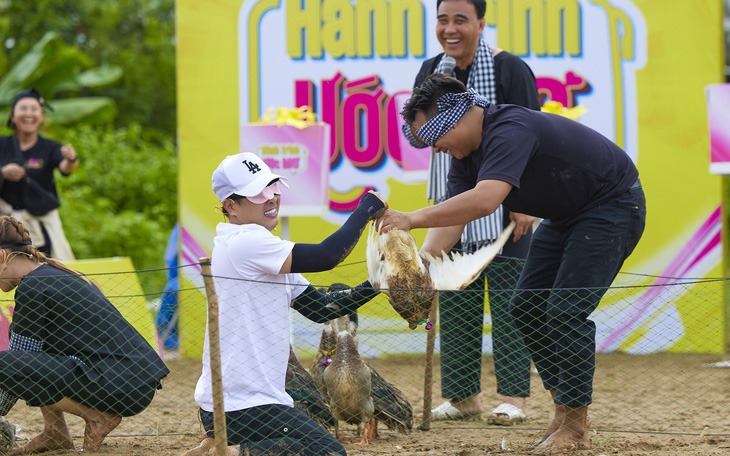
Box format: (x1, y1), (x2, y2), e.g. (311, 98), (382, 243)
(0, 351), (156, 416)
(512, 186), (646, 407)
(200, 404), (346, 456)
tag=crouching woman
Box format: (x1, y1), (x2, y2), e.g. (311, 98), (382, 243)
(0, 215), (170, 454)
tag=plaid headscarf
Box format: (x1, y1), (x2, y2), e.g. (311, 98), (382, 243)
(412, 89), (488, 147)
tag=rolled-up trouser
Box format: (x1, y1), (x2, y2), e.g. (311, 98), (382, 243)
(200, 404), (346, 456)
(511, 185), (646, 407)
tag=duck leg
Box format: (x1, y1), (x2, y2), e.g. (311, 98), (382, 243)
(366, 418), (379, 441)
(356, 419), (374, 445)
(334, 421), (349, 444)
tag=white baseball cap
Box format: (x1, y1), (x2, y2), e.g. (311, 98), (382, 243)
(211, 152), (287, 202)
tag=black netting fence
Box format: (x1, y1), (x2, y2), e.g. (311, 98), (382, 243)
(1, 258), (729, 455)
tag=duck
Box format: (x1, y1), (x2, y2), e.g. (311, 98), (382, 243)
(367, 221), (516, 329)
(310, 283), (353, 398)
(310, 319), (338, 399)
(0, 416), (17, 453)
(322, 315), (374, 444)
(286, 346), (336, 430)
(365, 362), (413, 439)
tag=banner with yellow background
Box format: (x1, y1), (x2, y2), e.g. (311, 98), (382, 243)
(177, 0), (725, 358)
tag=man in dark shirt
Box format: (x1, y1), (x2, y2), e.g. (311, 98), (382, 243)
(380, 73), (646, 453)
(407, 0), (540, 424)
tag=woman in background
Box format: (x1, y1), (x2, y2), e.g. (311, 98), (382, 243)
(0, 88), (78, 260)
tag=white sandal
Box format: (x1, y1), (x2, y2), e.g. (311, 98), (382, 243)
(487, 403), (527, 426)
(431, 401), (481, 421)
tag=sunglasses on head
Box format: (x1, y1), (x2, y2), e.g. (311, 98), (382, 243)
(245, 180), (284, 204)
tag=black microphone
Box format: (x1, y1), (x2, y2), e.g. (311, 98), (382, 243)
(440, 56), (456, 76)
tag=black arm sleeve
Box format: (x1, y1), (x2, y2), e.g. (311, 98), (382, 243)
(292, 281), (379, 323)
(290, 192), (385, 273)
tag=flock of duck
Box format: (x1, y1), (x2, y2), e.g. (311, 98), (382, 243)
(287, 313), (413, 445)
(285, 223), (515, 444)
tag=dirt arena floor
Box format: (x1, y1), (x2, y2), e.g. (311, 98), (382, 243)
(5, 352), (730, 455)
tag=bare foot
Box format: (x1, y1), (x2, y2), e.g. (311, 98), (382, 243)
(532, 404), (565, 447)
(83, 412), (122, 451)
(9, 426), (74, 455)
(533, 406), (592, 447)
(533, 425), (591, 454)
(533, 404), (591, 454)
(180, 437), (215, 456)
(450, 396), (483, 417)
(179, 437), (238, 456)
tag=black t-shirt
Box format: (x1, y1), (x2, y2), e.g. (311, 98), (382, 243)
(0, 135), (66, 210)
(11, 265), (170, 393)
(447, 103), (639, 221)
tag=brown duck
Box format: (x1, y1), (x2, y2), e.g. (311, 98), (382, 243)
(367, 221), (516, 329)
(309, 320), (337, 399)
(365, 361), (413, 439)
(286, 347), (335, 430)
(345, 313), (413, 439)
(322, 316), (374, 444)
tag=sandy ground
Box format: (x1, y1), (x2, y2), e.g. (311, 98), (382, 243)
(5, 351), (730, 455)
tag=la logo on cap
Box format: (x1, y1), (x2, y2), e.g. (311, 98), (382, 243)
(243, 159), (262, 174)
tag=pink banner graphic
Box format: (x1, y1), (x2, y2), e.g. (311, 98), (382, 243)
(707, 84), (730, 174)
(597, 206), (722, 352)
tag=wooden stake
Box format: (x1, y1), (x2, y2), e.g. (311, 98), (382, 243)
(418, 293), (439, 431)
(200, 257), (228, 456)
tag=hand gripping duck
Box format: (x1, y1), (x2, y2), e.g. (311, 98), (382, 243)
(367, 221), (516, 329)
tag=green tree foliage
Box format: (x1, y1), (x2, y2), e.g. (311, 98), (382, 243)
(0, 1), (178, 292)
(0, 0), (175, 135)
(0, 31), (122, 125)
(54, 124), (177, 292)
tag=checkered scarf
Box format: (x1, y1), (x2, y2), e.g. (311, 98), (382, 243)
(430, 41), (503, 248)
(413, 89), (489, 146)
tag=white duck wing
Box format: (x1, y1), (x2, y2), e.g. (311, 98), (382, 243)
(424, 222), (516, 291)
(366, 222), (386, 290)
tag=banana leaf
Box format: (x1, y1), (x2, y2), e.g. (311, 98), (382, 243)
(53, 66), (124, 93)
(0, 32), (60, 103)
(44, 98), (118, 126)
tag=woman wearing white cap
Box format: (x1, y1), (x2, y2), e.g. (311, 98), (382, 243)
(182, 152), (386, 456)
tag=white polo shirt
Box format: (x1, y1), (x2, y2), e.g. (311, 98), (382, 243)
(194, 222), (309, 412)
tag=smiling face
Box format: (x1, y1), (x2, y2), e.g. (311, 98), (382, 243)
(10, 98), (44, 134)
(436, 0), (485, 69)
(225, 193), (281, 232)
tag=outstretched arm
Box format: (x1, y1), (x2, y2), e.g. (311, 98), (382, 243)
(377, 179), (512, 233)
(280, 191), (386, 274)
(292, 282), (379, 323)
